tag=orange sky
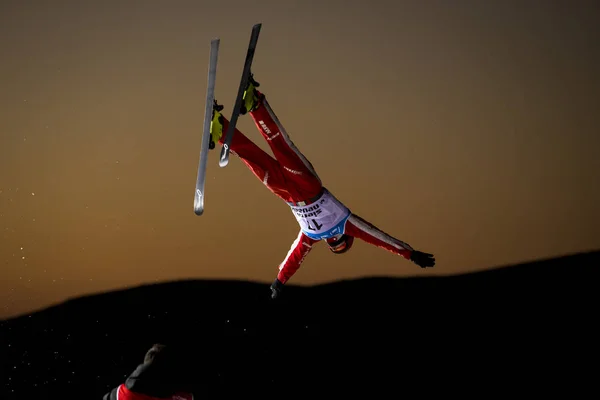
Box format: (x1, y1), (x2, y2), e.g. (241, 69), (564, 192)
(1, 0), (599, 319)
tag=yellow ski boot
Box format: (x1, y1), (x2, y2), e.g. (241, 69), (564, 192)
(209, 100), (224, 150)
(240, 73), (263, 115)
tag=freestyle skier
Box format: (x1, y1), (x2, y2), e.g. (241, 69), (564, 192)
(209, 75), (436, 299)
(102, 344), (195, 400)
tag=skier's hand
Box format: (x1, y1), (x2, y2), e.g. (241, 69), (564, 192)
(270, 278), (283, 299)
(410, 250), (435, 268)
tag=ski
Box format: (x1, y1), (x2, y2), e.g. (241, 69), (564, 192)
(218, 23), (262, 168)
(194, 38), (220, 216)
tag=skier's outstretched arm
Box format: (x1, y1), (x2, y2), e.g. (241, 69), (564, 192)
(270, 230), (318, 299)
(344, 213), (435, 268)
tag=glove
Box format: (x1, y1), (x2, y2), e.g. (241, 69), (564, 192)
(270, 278), (284, 299)
(410, 250), (436, 268)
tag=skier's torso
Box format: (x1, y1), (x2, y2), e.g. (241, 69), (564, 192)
(115, 384), (193, 400)
(103, 363), (194, 400)
(288, 187), (351, 240)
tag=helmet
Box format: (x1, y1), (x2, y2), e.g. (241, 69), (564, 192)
(326, 234), (354, 254)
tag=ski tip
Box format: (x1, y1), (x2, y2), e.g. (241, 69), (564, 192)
(194, 193), (205, 216)
(219, 146), (230, 167)
(194, 201), (205, 216)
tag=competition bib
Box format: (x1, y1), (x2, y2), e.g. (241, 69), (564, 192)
(289, 188), (351, 240)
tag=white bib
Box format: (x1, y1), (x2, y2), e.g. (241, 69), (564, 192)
(289, 188), (351, 240)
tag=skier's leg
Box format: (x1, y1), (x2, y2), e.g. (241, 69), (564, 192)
(342, 213), (414, 260)
(252, 96), (323, 199)
(239, 76), (322, 200)
(253, 97), (321, 179)
(211, 106), (292, 202)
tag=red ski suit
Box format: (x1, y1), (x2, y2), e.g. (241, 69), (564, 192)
(218, 96), (414, 284)
(107, 384), (193, 400)
(102, 362), (194, 400)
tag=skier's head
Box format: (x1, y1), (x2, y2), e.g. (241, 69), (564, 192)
(143, 343), (186, 368)
(144, 343), (168, 365)
(326, 234), (354, 254)
(140, 343), (197, 393)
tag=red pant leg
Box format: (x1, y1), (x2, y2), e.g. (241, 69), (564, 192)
(343, 213), (414, 259)
(218, 118), (293, 203)
(249, 96), (322, 201)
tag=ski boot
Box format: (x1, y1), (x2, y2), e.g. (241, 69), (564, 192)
(240, 73), (263, 115)
(209, 100), (224, 150)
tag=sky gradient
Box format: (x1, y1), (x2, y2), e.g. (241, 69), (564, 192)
(1, 0), (599, 319)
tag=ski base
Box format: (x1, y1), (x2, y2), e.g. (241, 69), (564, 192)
(194, 38), (220, 216)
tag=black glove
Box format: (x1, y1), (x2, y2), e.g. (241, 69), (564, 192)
(270, 278), (284, 299)
(410, 250), (436, 268)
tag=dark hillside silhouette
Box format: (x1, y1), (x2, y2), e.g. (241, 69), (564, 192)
(2, 250), (598, 398)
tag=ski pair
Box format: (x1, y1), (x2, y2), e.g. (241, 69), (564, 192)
(194, 23), (262, 216)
